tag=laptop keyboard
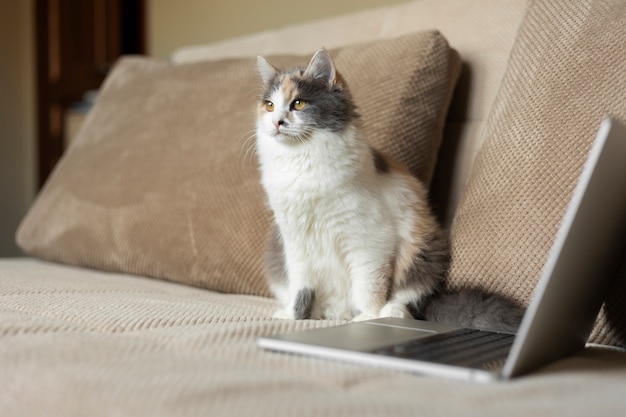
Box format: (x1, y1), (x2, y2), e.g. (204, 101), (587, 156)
(371, 328), (515, 367)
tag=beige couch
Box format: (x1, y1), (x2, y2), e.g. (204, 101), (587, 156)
(3, 0), (626, 416)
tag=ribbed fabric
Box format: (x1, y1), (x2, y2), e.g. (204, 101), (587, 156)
(16, 31), (461, 298)
(449, 0), (626, 347)
(2, 258), (626, 417)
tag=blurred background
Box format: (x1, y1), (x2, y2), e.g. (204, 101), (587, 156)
(0, 0), (409, 257)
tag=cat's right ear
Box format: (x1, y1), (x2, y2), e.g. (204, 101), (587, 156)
(304, 49), (337, 89)
(257, 56), (278, 85)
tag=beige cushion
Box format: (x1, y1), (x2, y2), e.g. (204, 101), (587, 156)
(448, 0), (626, 347)
(17, 31), (461, 297)
(3, 258), (626, 416)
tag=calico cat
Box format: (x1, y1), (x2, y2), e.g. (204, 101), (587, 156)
(255, 49), (523, 332)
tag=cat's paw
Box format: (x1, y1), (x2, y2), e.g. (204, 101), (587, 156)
(352, 312), (378, 322)
(322, 307), (353, 321)
(379, 303), (411, 319)
(272, 309), (295, 320)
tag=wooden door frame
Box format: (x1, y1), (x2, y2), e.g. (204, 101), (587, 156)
(34, 0), (145, 187)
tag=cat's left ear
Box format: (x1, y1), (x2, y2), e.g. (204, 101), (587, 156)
(304, 49), (337, 88)
(257, 55), (278, 85)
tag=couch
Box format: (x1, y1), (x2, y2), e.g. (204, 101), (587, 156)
(3, 0), (626, 416)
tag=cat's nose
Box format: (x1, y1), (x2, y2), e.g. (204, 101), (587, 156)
(274, 119), (286, 128)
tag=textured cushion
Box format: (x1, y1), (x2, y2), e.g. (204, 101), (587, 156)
(2, 258), (626, 416)
(17, 31), (461, 296)
(448, 0), (626, 347)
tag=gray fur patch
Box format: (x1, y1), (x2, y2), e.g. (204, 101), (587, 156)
(294, 288), (316, 320)
(372, 148), (390, 174)
(421, 289), (525, 333)
(295, 73), (358, 132)
(402, 233), (524, 333)
(405, 232), (450, 290)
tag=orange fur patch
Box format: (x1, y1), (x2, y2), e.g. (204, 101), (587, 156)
(383, 154), (440, 287)
(280, 77), (299, 102)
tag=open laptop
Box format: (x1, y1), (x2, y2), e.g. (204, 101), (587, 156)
(257, 116), (626, 382)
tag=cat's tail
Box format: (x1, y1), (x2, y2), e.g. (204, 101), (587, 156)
(414, 288), (526, 334)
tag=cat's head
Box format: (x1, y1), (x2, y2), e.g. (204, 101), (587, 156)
(256, 49), (357, 144)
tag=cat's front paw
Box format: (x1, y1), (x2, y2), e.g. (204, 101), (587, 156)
(272, 309), (295, 320)
(322, 307), (353, 321)
(352, 312), (378, 322)
(379, 303), (411, 319)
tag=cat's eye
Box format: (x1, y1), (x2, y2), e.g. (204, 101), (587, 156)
(264, 101), (274, 112)
(292, 99), (306, 111)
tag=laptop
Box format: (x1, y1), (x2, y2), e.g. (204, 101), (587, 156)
(257, 116), (626, 382)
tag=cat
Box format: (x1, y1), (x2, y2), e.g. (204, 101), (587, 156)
(254, 49), (523, 332)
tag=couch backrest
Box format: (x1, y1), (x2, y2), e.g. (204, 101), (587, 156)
(171, 0), (529, 228)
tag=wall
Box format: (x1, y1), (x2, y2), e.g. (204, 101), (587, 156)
(0, 1), (35, 257)
(148, 0), (411, 59)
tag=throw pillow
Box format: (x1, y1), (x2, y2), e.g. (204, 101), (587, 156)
(448, 0), (626, 347)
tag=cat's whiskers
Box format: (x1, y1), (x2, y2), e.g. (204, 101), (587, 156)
(288, 126), (314, 145)
(238, 129), (259, 175)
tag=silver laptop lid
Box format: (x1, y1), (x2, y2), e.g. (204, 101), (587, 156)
(502, 116), (626, 378)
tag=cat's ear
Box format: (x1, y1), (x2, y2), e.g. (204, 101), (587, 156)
(304, 49), (337, 88)
(257, 55), (278, 85)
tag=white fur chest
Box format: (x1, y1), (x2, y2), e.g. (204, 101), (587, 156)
(257, 126), (396, 265)
(257, 127), (377, 232)
(257, 128), (361, 192)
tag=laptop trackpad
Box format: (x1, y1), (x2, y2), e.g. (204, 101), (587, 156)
(273, 322), (435, 352)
